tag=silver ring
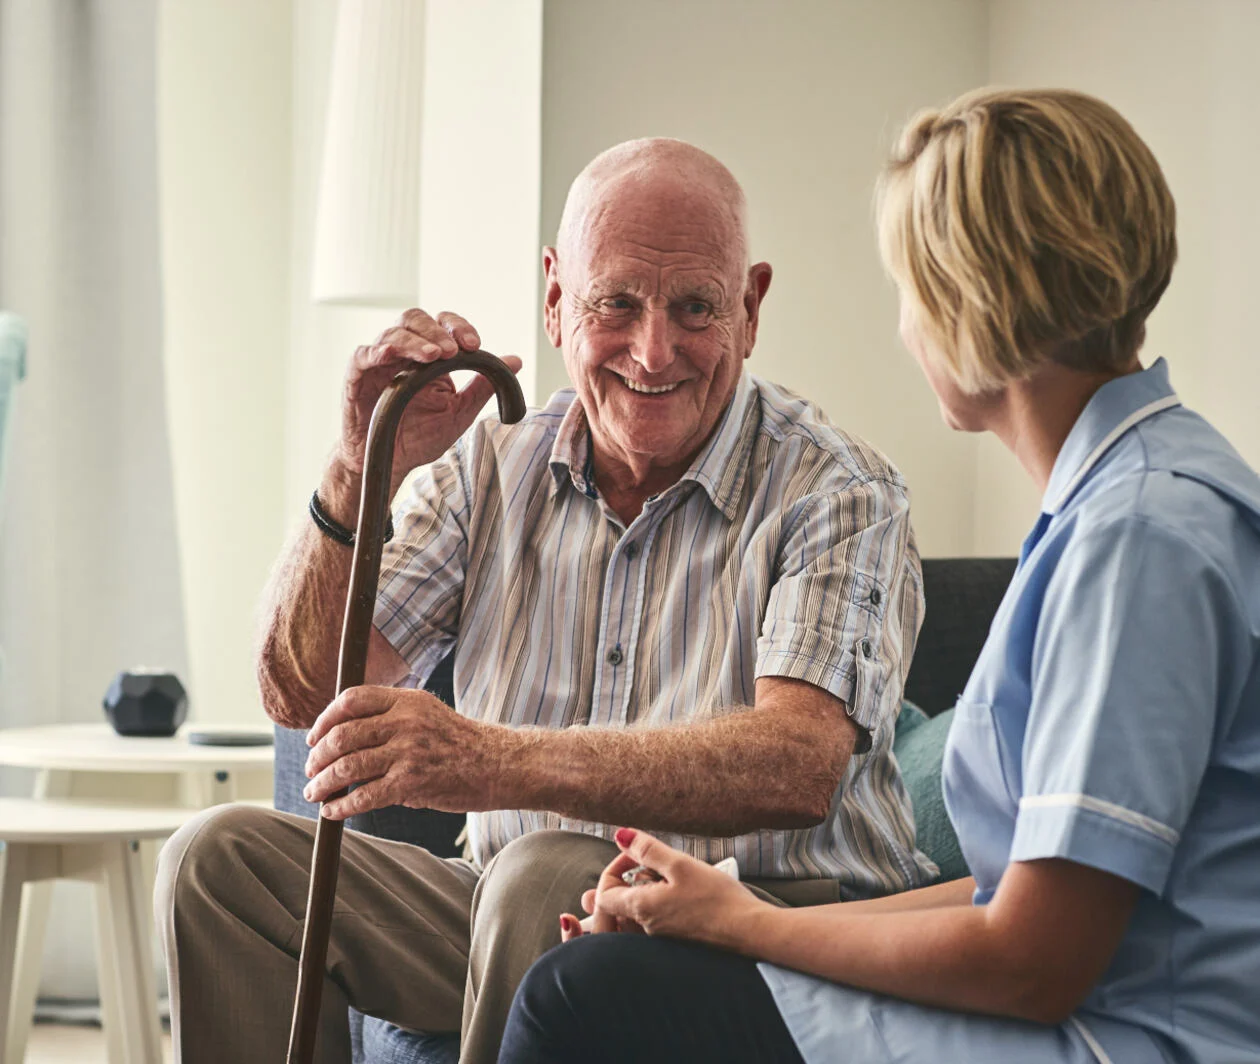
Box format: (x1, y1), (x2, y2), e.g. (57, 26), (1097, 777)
(620, 863), (661, 887)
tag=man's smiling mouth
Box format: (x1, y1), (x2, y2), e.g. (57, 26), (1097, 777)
(615, 372), (681, 395)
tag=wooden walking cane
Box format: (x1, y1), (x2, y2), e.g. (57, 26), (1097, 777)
(286, 350), (527, 1064)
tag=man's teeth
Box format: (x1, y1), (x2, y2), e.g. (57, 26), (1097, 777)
(621, 376), (679, 394)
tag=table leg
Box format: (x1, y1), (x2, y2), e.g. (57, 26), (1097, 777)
(94, 840), (163, 1064)
(6, 876), (52, 1063)
(0, 842), (31, 1063)
(8, 767), (76, 1058)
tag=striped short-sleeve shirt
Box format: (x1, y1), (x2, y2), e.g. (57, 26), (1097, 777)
(375, 371), (937, 896)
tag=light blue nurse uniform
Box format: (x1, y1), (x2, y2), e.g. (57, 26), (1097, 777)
(759, 359), (1260, 1063)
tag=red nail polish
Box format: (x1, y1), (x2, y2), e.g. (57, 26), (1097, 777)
(615, 827), (636, 847)
(559, 915), (572, 931)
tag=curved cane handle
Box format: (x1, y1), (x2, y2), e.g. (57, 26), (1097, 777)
(287, 351), (526, 1064)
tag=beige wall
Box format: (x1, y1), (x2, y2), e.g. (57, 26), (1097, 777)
(157, 0), (293, 722)
(416, 0), (542, 406)
(157, 0), (1260, 725)
(286, 0), (398, 519)
(540, 0), (989, 557)
(286, 0), (543, 518)
(152, 0), (544, 736)
(974, 0), (1260, 554)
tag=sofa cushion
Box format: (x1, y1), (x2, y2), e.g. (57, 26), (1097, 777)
(905, 558), (1016, 715)
(893, 702), (969, 882)
(360, 1018), (457, 1064)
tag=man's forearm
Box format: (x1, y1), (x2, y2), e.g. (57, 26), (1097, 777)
(256, 460), (362, 729)
(495, 706), (852, 836)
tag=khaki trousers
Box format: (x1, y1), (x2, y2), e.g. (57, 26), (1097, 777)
(155, 805), (841, 1064)
(154, 805), (618, 1064)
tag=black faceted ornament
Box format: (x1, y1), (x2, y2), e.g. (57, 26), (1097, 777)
(103, 670), (188, 737)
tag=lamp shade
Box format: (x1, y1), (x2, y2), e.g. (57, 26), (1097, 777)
(311, 0), (426, 307)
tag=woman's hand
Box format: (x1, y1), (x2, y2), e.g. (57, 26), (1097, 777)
(559, 828), (770, 950)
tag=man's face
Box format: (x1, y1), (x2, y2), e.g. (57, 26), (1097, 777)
(544, 179), (771, 481)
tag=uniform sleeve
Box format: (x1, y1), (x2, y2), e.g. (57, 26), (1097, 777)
(372, 437), (472, 688)
(755, 478), (922, 751)
(1011, 515), (1245, 894)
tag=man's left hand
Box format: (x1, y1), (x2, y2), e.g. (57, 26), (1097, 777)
(303, 686), (503, 819)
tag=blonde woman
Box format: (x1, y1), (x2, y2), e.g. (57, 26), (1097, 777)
(496, 89), (1260, 1064)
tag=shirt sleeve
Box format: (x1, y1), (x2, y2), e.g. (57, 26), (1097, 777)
(372, 436), (472, 688)
(1011, 514), (1244, 894)
(755, 477), (922, 751)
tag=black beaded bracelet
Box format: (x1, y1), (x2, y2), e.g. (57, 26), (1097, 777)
(309, 490), (394, 547)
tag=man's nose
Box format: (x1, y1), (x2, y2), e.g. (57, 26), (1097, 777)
(631, 305), (675, 374)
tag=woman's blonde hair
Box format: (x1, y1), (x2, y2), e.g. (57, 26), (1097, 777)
(876, 88), (1177, 394)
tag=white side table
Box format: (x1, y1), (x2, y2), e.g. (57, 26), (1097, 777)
(0, 723), (275, 1062)
(0, 722), (275, 806)
(0, 799), (197, 1064)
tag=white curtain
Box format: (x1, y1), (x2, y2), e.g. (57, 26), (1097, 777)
(0, 0), (187, 732)
(0, 0), (186, 997)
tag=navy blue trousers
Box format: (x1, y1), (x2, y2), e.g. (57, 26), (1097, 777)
(498, 934), (805, 1064)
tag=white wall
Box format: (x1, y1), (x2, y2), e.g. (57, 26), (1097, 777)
(285, 0), (1260, 563)
(286, 0), (398, 519)
(286, 0), (543, 518)
(157, 0), (293, 722)
(156, 0), (1260, 722)
(539, 0), (989, 557)
(974, 0), (1260, 554)
(416, 0), (542, 403)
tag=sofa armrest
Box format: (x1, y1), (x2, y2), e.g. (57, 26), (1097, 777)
(273, 723), (320, 819)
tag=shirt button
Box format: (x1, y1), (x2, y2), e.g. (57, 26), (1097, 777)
(624, 543), (639, 561)
(869, 588), (882, 606)
(861, 639), (873, 659)
(607, 647), (624, 667)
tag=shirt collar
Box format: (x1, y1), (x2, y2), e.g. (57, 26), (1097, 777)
(547, 372), (758, 520)
(548, 398), (598, 499)
(1041, 357), (1182, 515)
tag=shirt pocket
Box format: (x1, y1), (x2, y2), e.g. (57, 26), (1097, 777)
(945, 700), (1020, 816)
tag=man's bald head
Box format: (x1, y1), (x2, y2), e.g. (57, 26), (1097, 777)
(541, 138), (771, 502)
(555, 138), (749, 271)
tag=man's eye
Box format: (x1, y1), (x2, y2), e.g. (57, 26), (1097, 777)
(604, 298), (634, 311)
(675, 301), (713, 328)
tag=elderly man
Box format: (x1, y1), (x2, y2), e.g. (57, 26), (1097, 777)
(155, 138), (935, 1064)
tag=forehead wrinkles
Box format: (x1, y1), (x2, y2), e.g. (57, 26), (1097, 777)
(573, 207), (741, 298)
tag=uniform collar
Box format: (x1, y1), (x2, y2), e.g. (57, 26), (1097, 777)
(1041, 357), (1181, 516)
(547, 372), (758, 520)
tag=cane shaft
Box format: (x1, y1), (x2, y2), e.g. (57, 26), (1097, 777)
(286, 352), (525, 1064)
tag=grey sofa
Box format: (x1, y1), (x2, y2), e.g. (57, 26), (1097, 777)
(273, 556), (1017, 1064)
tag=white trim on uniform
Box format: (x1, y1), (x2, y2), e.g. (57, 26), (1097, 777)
(1069, 1016), (1116, 1064)
(1019, 793), (1180, 846)
(1047, 396), (1182, 514)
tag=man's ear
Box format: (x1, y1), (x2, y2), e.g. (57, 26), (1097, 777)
(542, 247), (563, 349)
(743, 262), (773, 357)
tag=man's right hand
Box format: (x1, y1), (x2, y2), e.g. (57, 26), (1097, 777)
(332, 308), (523, 494)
